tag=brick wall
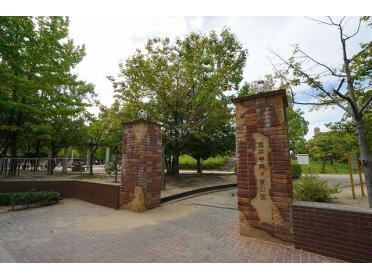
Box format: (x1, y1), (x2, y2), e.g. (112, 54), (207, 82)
(293, 201), (372, 262)
(121, 119), (162, 211)
(0, 180), (120, 209)
(233, 90), (292, 242)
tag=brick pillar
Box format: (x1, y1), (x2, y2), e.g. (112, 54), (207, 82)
(233, 90), (292, 242)
(120, 119), (162, 212)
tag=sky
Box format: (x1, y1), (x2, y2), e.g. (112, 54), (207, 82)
(68, 16), (371, 140)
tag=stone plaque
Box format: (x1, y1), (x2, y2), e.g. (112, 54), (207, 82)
(251, 132), (284, 225)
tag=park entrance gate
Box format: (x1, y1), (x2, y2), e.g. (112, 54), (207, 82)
(119, 89), (293, 243)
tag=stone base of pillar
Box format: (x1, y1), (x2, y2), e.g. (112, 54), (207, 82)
(121, 186), (146, 212)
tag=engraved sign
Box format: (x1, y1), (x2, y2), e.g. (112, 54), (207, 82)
(251, 132), (284, 225)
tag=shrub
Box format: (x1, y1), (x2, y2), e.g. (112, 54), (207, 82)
(179, 155), (230, 170)
(0, 193), (11, 205)
(203, 156), (229, 169)
(105, 162), (116, 176)
(294, 175), (340, 203)
(0, 190), (62, 210)
(179, 155), (197, 169)
(291, 163), (302, 179)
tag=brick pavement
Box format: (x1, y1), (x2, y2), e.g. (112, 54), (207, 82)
(0, 190), (341, 263)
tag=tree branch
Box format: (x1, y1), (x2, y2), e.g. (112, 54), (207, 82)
(270, 49), (350, 112)
(344, 18), (362, 40)
(270, 56), (343, 108)
(350, 42), (372, 62)
(293, 45), (346, 77)
(332, 79), (360, 117)
(359, 95), (372, 114)
(306, 17), (335, 26)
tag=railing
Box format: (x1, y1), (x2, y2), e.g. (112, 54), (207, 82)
(0, 157), (90, 181)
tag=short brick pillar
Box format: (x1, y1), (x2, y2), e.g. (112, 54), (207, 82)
(120, 119), (162, 212)
(233, 90), (292, 242)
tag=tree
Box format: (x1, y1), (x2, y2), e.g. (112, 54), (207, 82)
(305, 128), (355, 172)
(0, 17), (95, 175)
(183, 122), (235, 173)
(109, 29), (248, 175)
(271, 17), (372, 206)
(287, 108), (308, 155)
(85, 105), (117, 175)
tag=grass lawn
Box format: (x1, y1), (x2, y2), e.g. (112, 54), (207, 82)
(297, 160), (350, 174)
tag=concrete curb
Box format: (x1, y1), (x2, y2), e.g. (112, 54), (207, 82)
(160, 183), (237, 204)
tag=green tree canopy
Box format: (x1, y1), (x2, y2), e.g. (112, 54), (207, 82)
(109, 29), (248, 175)
(0, 16), (95, 173)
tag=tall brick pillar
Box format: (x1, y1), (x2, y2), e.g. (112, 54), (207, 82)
(120, 119), (162, 212)
(233, 90), (293, 242)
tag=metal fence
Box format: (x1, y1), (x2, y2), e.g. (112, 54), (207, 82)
(0, 157), (90, 181)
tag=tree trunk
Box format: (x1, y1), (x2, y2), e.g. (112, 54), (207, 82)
(355, 119), (372, 207)
(9, 132), (17, 176)
(34, 139), (40, 172)
(89, 146), (94, 175)
(167, 153), (172, 174)
(47, 150), (53, 175)
(321, 158), (326, 174)
(172, 149), (180, 175)
(330, 158), (337, 174)
(196, 157), (203, 174)
(161, 148), (166, 190)
(62, 147), (69, 174)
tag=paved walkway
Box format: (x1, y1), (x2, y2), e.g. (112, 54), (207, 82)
(0, 190), (340, 263)
(162, 174), (236, 198)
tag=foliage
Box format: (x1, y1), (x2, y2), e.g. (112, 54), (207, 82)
(83, 105), (121, 174)
(179, 155), (230, 170)
(294, 175), (341, 203)
(291, 163), (302, 179)
(0, 193), (11, 205)
(237, 81), (255, 97)
(104, 161), (116, 176)
(287, 108), (308, 154)
(271, 17), (372, 206)
(305, 122), (359, 163)
(109, 29), (248, 174)
(179, 155), (197, 169)
(182, 122), (235, 173)
(0, 16), (95, 167)
(0, 190), (62, 210)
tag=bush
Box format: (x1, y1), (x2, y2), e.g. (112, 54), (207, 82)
(0, 190), (62, 210)
(179, 155), (197, 169)
(203, 156), (230, 169)
(105, 162), (116, 176)
(179, 155), (230, 170)
(0, 193), (11, 205)
(291, 163), (302, 179)
(294, 175), (340, 203)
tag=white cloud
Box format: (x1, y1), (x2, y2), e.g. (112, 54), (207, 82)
(68, 16), (371, 138)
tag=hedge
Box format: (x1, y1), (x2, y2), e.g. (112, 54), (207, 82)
(291, 163), (302, 179)
(0, 190), (62, 210)
(179, 155), (230, 170)
(180, 155), (302, 178)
